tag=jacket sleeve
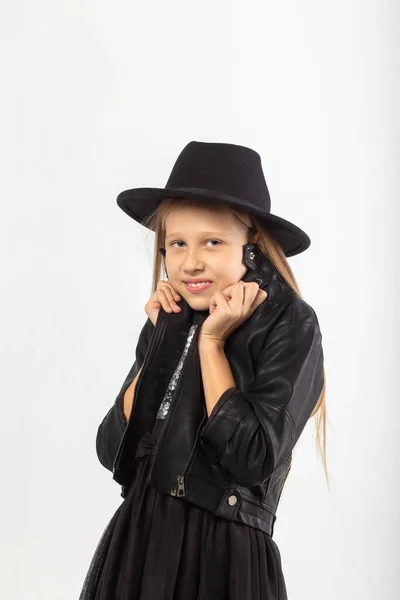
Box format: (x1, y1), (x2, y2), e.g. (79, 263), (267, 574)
(199, 301), (324, 487)
(95, 317), (155, 473)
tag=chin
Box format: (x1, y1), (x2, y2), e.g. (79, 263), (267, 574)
(183, 295), (210, 310)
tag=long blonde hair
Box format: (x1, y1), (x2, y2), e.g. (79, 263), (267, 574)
(141, 196), (330, 489)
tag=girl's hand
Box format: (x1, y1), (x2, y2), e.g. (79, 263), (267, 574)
(198, 281), (268, 346)
(145, 280), (181, 326)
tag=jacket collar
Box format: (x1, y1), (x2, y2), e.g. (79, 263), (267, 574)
(241, 243), (294, 304)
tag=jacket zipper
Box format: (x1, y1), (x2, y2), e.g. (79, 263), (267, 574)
(173, 409), (207, 497)
(112, 313), (167, 475)
(146, 341), (201, 491)
(147, 320), (207, 498)
(171, 318), (209, 497)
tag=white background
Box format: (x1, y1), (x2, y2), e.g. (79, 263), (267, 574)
(1, 1), (398, 598)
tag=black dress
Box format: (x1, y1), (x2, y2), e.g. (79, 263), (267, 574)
(79, 325), (287, 600)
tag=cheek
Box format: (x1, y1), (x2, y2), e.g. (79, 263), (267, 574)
(219, 262), (247, 282)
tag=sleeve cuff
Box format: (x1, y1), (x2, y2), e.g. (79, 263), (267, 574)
(199, 387), (253, 464)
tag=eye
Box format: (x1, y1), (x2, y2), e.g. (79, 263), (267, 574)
(169, 240), (222, 248)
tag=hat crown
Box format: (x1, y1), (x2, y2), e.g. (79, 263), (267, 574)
(166, 141), (271, 212)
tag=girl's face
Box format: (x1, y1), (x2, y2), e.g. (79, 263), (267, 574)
(164, 204), (255, 311)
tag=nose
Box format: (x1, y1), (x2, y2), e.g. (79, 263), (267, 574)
(182, 247), (205, 275)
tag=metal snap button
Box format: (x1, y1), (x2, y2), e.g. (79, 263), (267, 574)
(227, 494), (237, 506)
(249, 252), (255, 260)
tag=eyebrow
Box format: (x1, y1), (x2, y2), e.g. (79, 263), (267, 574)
(165, 231), (229, 240)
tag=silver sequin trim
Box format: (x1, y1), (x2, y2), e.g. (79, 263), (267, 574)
(156, 324), (198, 419)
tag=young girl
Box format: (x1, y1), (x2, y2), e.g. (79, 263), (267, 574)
(79, 141), (327, 600)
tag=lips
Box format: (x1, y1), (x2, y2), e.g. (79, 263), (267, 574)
(183, 281), (212, 294)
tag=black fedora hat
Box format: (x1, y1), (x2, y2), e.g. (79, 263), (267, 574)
(116, 141), (311, 257)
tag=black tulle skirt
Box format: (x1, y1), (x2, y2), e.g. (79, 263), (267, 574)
(78, 418), (287, 600)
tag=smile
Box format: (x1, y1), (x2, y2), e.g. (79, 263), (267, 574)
(183, 281), (213, 294)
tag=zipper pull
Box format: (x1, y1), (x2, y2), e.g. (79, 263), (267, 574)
(176, 475), (185, 497)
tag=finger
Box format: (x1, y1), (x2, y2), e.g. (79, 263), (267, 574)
(158, 287), (181, 312)
(257, 288), (268, 303)
(210, 290), (230, 310)
(156, 288), (171, 312)
(244, 281), (261, 302)
(167, 284), (181, 302)
(157, 280), (179, 295)
(160, 282), (181, 302)
(251, 288), (268, 310)
(227, 284), (246, 316)
(231, 281), (246, 303)
(221, 283), (234, 297)
(237, 282), (259, 311)
(164, 284), (182, 308)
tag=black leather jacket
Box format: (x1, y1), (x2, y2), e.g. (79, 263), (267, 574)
(96, 243), (324, 538)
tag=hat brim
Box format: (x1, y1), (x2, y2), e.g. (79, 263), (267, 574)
(116, 186), (311, 258)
